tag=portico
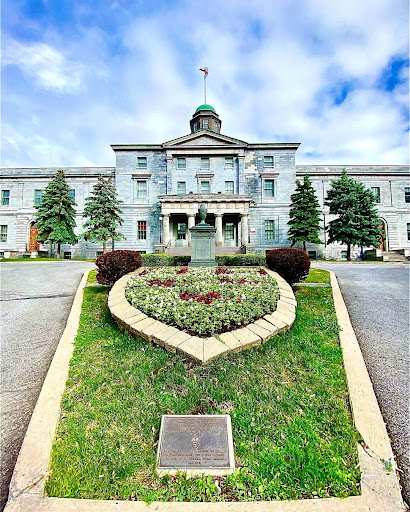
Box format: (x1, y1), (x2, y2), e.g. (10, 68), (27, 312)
(158, 194), (252, 250)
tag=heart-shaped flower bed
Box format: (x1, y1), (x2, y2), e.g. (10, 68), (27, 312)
(125, 267), (279, 336)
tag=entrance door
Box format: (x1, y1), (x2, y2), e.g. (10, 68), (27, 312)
(376, 221), (387, 251)
(29, 224), (40, 251)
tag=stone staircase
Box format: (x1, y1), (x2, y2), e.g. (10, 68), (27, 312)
(382, 250), (409, 263)
(166, 246), (242, 256)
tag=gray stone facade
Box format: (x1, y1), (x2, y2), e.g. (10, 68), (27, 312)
(1, 106), (409, 260)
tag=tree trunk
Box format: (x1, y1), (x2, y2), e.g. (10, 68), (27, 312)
(303, 241), (306, 253)
(290, 240), (295, 248)
(103, 242), (107, 253)
(347, 244), (351, 261)
(57, 243), (61, 259)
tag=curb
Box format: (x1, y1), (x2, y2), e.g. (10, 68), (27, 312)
(108, 268), (296, 364)
(5, 271), (405, 511)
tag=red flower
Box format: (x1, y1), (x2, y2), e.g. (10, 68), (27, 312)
(259, 268), (267, 275)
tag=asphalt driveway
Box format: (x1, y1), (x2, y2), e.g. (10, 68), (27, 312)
(313, 262), (410, 506)
(0, 261), (94, 511)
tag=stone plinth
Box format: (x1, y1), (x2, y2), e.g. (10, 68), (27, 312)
(189, 224), (217, 267)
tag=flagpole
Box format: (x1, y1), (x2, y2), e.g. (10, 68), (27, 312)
(204, 73), (207, 103)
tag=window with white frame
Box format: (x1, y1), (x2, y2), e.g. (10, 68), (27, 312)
(136, 180), (147, 199)
(200, 181), (210, 193)
(34, 189), (43, 206)
(137, 157), (147, 168)
(264, 180), (275, 197)
(203, 119), (209, 129)
(265, 220), (275, 240)
(405, 187), (410, 203)
(201, 158), (210, 170)
(177, 158), (186, 169)
(225, 223), (235, 240)
(264, 155), (274, 167)
(137, 220), (147, 240)
(371, 187), (381, 203)
(225, 181), (234, 194)
(225, 157), (234, 169)
(177, 182), (186, 194)
(1, 190), (10, 206)
(0, 225), (7, 242)
(194, 121), (199, 132)
(407, 223), (410, 241)
(69, 189), (75, 202)
(177, 223), (186, 240)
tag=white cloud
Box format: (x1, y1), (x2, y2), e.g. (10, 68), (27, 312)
(3, 39), (85, 93)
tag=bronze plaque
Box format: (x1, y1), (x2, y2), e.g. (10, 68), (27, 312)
(157, 415), (234, 474)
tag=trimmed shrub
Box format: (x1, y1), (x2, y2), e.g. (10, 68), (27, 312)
(266, 248), (310, 285)
(96, 250), (142, 286)
(141, 253), (174, 267)
(173, 255), (191, 266)
(228, 254), (266, 266)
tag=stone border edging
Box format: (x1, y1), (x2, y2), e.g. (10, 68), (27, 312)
(108, 267), (296, 364)
(4, 270), (405, 511)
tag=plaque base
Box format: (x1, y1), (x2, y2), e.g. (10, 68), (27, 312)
(157, 415), (235, 476)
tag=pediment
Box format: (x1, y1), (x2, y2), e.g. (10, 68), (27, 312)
(163, 131), (248, 147)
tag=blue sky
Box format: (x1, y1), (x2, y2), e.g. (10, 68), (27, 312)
(2, 0), (409, 167)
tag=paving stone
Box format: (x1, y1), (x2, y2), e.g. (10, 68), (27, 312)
(178, 336), (204, 362)
(232, 327), (262, 347)
(121, 311), (146, 327)
(203, 337), (229, 363)
(264, 313), (287, 331)
(279, 295), (297, 307)
(247, 322), (272, 341)
(280, 289), (295, 300)
(165, 331), (191, 353)
(276, 300), (296, 314)
(152, 325), (180, 346)
(109, 302), (138, 318)
(255, 318), (277, 333)
(219, 331), (243, 352)
(108, 295), (125, 307)
(271, 310), (294, 326)
(140, 320), (167, 341)
(129, 317), (156, 337)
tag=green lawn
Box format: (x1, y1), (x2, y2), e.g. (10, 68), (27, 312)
(45, 271), (360, 502)
(304, 269), (331, 284)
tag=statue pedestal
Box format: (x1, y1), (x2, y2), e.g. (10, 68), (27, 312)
(188, 224), (217, 267)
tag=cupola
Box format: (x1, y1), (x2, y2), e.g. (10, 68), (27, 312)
(190, 104), (221, 134)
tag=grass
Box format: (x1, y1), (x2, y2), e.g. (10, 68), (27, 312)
(86, 269), (98, 284)
(45, 271), (360, 503)
(304, 269), (331, 284)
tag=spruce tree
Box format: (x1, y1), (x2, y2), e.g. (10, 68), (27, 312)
(325, 170), (382, 260)
(35, 169), (78, 259)
(287, 174), (322, 252)
(82, 176), (125, 253)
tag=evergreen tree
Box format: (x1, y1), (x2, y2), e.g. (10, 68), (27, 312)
(82, 176), (125, 253)
(287, 174), (322, 252)
(35, 169), (78, 259)
(325, 170), (383, 260)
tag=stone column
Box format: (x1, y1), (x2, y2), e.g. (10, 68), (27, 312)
(163, 214), (170, 245)
(240, 213), (248, 245)
(215, 213), (223, 246)
(187, 214), (196, 247)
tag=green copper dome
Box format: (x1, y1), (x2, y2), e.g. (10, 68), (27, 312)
(195, 104), (216, 113)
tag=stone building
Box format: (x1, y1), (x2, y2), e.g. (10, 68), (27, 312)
(1, 104), (409, 260)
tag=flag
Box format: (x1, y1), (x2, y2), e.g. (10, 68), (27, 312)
(199, 67), (208, 76)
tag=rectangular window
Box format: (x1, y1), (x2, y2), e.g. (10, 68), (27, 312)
(200, 181), (210, 193)
(225, 157), (234, 168)
(136, 180), (147, 198)
(177, 223), (186, 240)
(405, 187), (410, 203)
(177, 181), (186, 194)
(264, 180), (275, 197)
(137, 220), (147, 240)
(265, 220), (275, 240)
(137, 157), (147, 168)
(203, 119), (209, 129)
(34, 189), (43, 206)
(225, 181), (234, 194)
(96, 250), (103, 257)
(194, 121), (199, 132)
(0, 225), (7, 242)
(177, 158), (186, 169)
(308, 250), (317, 260)
(407, 223), (410, 241)
(371, 187), (381, 203)
(69, 189), (75, 202)
(1, 190), (10, 206)
(201, 158), (210, 170)
(64, 252), (72, 259)
(264, 155), (274, 167)
(225, 223), (235, 240)
(341, 250), (348, 260)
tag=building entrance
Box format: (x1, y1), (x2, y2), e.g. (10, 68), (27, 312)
(29, 223), (40, 252)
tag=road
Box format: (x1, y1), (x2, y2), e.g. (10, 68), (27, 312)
(0, 261), (94, 511)
(313, 262), (410, 506)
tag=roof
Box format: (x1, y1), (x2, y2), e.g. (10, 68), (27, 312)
(195, 104), (216, 114)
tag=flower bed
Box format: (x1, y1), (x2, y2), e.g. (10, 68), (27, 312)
(125, 267), (280, 336)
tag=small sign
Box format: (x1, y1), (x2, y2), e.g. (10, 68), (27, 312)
(157, 415), (234, 475)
